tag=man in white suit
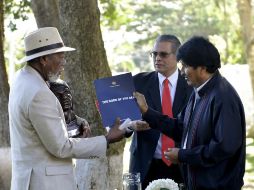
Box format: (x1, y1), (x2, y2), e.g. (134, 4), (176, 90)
(8, 27), (125, 190)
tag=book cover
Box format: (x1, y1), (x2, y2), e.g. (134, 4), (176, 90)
(94, 72), (141, 128)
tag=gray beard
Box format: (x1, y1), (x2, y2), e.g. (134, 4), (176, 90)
(48, 72), (60, 82)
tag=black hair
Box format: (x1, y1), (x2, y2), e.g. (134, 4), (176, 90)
(155, 34), (181, 54)
(177, 36), (221, 73)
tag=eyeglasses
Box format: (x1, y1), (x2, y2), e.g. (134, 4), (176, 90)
(150, 51), (174, 58)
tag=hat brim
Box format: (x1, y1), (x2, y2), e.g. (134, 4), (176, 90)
(19, 46), (76, 64)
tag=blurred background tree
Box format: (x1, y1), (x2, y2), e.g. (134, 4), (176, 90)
(237, 0), (254, 138)
(3, 0), (249, 75)
(100, 0), (244, 72)
(0, 0), (9, 148)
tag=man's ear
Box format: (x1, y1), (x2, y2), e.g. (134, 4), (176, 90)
(200, 66), (207, 73)
(200, 66), (211, 79)
(39, 56), (47, 66)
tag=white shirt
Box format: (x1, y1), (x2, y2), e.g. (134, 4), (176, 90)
(154, 69), (179, 159)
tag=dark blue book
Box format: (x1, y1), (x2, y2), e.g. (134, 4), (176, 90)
(94, 72), (141, 128)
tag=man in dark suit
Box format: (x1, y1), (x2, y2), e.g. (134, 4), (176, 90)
(134, 36), (246, 190)
(128, 35), (192, 189)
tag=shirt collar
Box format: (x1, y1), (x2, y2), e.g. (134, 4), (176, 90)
(158, 69), (179, 88)
(194, 76), (212, 98)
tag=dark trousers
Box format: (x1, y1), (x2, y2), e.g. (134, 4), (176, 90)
(142, 158), (184, 190)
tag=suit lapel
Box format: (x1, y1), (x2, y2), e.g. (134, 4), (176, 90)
(172, 72), (188, 116)
(146, 72), (162, 112)
(146, 71), (189, 114)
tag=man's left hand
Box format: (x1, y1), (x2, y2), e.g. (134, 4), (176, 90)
(76, 116), (91, 138)
(164, 148), (180, 164)
(81, 125), (92, 138)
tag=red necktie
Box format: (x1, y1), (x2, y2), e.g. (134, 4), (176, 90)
(161, 79), (175, 166)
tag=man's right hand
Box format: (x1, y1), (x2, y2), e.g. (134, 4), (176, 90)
(133, 92), (148, 114)
(105, 118), (125, 144)
(132, 120), (150, 131)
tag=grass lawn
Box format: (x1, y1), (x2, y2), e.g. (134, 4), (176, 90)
(243, 138), (254, 189)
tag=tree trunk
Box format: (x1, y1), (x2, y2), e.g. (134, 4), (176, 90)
(0, 147), (11, 189)
(237, 0), (254, 137)
(237, 0), (253, 88)
(30, 0), (60, 28)
(0, 0), (11, 189)
(59, 0), (125, 189)
(0, 0), (10, 147)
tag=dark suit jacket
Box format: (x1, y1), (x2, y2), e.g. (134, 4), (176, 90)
(129, 71), (192, 182)
(143, 71), (246, 190)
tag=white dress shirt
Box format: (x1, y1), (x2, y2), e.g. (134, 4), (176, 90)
(154, 69), (179, 159)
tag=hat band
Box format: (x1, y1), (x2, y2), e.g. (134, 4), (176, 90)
(25, 42), (64, 56)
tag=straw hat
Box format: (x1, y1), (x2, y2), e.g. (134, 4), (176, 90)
(20, 27), (75, 63)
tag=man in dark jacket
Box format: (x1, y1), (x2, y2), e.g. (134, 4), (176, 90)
(134, 36), (246, 190)
(128, 35), (192, 189)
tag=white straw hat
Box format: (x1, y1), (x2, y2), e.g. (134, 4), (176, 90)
(20, 27), (75, 63)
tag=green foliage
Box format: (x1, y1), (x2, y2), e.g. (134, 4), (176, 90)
(4, 33), (26, 76)
(3, 0), (31, 79)
(100, 0), (245, 72)
(111, 60), (135, 73)
(4, 0), (31, 31)
(245, 138), (254, 187)
(99, 0), (133, 30)
(3, 0), (247, 74)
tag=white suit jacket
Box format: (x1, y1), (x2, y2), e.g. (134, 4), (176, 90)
(9, 65), (107, 190)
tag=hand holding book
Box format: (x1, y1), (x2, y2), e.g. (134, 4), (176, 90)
(105, 118), (125, 144)
(118, 118), (150, 132)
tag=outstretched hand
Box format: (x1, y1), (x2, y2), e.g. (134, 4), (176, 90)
(119, 119), (150, 132)
(132, 120), (150, 131)
(105, 118), (125, 144)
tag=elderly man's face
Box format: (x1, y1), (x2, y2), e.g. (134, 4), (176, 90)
(44, 52), (66, 82)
